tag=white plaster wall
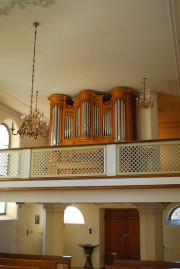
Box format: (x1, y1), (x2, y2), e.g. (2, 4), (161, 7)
(163, 203), (180, 261)
(63, 204), (100, 268)
(0, 104), (48, 148)
(20, 135), (48, 148)
(63, 203), (136, 268)
(0, 101), (180, 263)
(16, 203), (44, 254)
(0, 203), (44, 254)
(0, 202), (180, 266)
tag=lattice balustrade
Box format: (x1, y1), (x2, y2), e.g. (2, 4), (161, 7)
(117, 142), (180, 175)
(31, 146), (106, 177)
(0, 151), (22, 177)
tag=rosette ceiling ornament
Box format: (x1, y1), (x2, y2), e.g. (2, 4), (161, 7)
(0, 0), (56, 15)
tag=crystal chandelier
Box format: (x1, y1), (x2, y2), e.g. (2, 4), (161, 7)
(136, 78), (153, 109)
(11, 22), (49, 139)
(0, 0), (55, 16)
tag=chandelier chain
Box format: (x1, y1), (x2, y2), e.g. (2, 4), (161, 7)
(30, 22), (38, 115)
(10, 22), (49, 139)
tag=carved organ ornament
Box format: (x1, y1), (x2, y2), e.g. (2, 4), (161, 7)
(48, 87), (135, 146)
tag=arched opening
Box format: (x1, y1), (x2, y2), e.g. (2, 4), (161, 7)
(64, 205), (85, 224)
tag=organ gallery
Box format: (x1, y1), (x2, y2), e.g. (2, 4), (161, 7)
(48, 87), (136, 146)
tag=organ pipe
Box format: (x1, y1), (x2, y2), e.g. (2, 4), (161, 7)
(48, 87), (135, 145)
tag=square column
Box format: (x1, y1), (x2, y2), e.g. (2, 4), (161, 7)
(136, 203), (166, 260)
(137, 91), (158, 140)
(43, 203), (66, 255)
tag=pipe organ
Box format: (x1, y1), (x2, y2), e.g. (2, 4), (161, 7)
(48, 87), (135, 146)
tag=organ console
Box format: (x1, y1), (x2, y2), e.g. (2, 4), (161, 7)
(48, 87), (136, 146)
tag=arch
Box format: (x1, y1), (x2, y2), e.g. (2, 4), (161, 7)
(2, 119), (20, 148)
(0, 123), (10, 149)
(64, 205), (85, 224)
(169, 206), (180, 221)
(164, 204), (180, 226)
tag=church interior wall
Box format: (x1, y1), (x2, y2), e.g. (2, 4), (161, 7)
(0, 97), (180, 265)
(0, 203), (180, 266)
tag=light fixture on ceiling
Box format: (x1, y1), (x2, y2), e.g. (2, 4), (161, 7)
(136, 77), (153, 109)
(0, 0), (55, 16)
(11, 22), (49, 139)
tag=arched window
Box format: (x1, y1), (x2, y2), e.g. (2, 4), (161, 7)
(64, 206), (85, 224)
(0, 124), (10, 215)
(169, 206), (180, 221)
(0, 202), (6, 215)
(0, 124), (10, 149)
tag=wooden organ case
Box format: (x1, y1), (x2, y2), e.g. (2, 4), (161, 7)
(48, 87), (135, 146)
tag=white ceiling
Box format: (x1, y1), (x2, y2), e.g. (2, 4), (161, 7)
(0, 0), (180, 119)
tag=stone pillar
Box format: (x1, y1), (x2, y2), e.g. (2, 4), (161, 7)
(137, 90), (158, 140)
(42, 203), (66, 255)
(136, 203), (166, 260)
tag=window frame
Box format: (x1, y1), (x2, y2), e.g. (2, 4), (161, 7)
(166, 205), (180, 226)
(0, 123), (10, 215)
(0, 123), (10, 149)
(0, 202), (6, 215)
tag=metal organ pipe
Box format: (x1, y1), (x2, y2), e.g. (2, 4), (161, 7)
(121, 100), (126, 141)
(118, 99), (120, 141)
(103, 109), (112, 137)
(64, 114), (73, 139)
(56, 106), (61, 144)
(93, 105), (95, 136)
(52, 105), (61, 145)
(51, 105), (56, 145)
(93, 105), (100, 137)
(82, 101), (90, 136)
(82, 101), (85, 136)
(76, 108), (80, 138)
(87, 101), (90, 135)
(97, 106), (100, 136)
(49, 88), (132, 145)
(115, 99), (125, 141)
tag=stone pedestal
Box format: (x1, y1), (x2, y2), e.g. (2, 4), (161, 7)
(79, 244), (99, 268)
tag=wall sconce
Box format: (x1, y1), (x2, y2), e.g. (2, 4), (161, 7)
(87, 222), (94, 235)
(25, 219), (33, 236)
(26, 229), (33, 236)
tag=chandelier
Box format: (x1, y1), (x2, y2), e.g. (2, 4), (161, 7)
(0, 0), (55, 16)
(136, 78), (153, 109)
(11, 22), (49, 139)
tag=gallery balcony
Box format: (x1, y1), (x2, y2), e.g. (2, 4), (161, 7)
(0, 139), (179, 190)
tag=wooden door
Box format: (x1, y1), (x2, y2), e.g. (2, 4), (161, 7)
(105, 209), (140, 260)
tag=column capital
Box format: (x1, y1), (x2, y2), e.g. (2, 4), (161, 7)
(135, 202), (169, 215)
(43, 203), (66, 213)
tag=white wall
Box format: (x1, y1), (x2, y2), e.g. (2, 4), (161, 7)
(163, 203), (180, 261)
(63, 204), (100, 268)
(0, 202), (180, 266)
(0, 104), (48, 148)
(0, 203), (44, 254)
(1, 103), (180, 264)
